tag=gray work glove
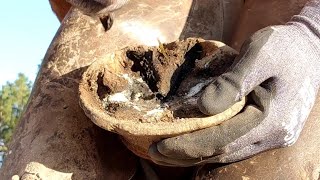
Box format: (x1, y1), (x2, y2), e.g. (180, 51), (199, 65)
(149, 1), (320, 167)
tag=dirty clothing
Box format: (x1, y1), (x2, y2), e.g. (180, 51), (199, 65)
(19, 0), (318, 179)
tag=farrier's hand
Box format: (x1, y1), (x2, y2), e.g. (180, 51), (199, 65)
(67, 0), (129, 30)
(149, 1), (320, 167)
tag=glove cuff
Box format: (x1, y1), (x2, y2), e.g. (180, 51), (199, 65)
(289, 0), (320, 39)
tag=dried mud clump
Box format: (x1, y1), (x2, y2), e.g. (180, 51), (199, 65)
(97, 39), (237, 123)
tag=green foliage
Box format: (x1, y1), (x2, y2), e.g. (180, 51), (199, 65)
(0, 73), (32, 144)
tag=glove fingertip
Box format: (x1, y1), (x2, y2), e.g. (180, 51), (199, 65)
(148, 143), (159, 156)
(156, 138), (177, 156)
(198, 77), (240, 115)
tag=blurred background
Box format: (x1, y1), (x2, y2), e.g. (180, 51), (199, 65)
(0, 1), (60, 167)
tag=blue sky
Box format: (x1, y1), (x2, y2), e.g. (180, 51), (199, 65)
(0, 1), (60, 86)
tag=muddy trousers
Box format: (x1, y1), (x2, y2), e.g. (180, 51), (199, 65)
(1, 0), (319, 179)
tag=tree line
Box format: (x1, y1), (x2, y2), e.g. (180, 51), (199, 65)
(0, 73), (32, 151)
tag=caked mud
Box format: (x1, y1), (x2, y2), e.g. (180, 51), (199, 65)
(97, 39), (236, 123)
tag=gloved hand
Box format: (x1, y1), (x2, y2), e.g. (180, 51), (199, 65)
(149, 1), (320, 167)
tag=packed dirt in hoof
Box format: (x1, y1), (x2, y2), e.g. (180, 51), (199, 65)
(97, 39), (236, 123)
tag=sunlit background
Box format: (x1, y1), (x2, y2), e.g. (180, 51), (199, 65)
(0, 1), (60, 86)
(0, 1), (61, 166)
